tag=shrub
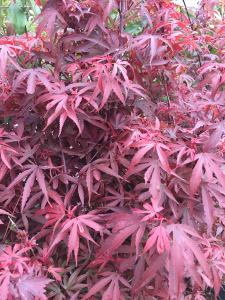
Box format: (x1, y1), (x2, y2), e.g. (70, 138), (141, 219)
(0, 0), (225, 299)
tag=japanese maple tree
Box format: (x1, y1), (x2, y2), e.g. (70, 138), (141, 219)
(0, 0), (225, 299)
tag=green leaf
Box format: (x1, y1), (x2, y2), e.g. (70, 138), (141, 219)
(125, 20), (145, 36)
(208, 45), (217, 54)
(108, 9), (119, 29)
(7, 2), (28, 35)
(110, 9), (119, 21)
(0, 0), (10, 34)
(29, 0), (41, 16)
(162, 96), (169, 103)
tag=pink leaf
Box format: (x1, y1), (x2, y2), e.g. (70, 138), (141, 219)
(169, 239), (185, 299)
(156, 144), (171, 173)
(190, 157), (203, 196)
(1, 150), (11, 169)
(17, 274), (52, 300)
(78, 183), (85, 206)
(26, 72), (36, 94)
(150, 36), (158, 65)
(96, 164), (122, 179)
(0, 272), (10, 300)
(7, 168), (34, 190)
(21, 170), (36, 211)
(67, 221), (79, 264)
(201, 186), (214, 233)
(36, 168), (49, 205)
(129, 144), (154, 170)
(83, 276), (113, 300)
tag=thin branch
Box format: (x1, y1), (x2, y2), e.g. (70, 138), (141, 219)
(59, 138), (68, 193)
(119, 0), (127, 36)
(182, 0), (202, 67)
(182, 0), (193, 28)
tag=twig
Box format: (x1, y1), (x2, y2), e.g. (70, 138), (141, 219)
(2, 195), (21, 243)
(59, 139), (67, 174)
(182, 0), (202, 67)
(182, 0), (193, 27)
(59, 138), (69, 193)
(119, 0), (127, 36)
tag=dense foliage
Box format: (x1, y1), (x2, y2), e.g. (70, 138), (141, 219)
(1, 0), (225, 299)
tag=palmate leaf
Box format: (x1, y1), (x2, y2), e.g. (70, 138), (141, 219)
(17, 274), (52, 300)
(97, 210), (145, 260)
(132, 253), (165, 294)
(12, 68), (55, 95)
(55, 267), (87, 296)
(0, 244), (31, 274)
(36, 7), (66, 41)
(37, 91), (83, 135)
(126, 141), (171, 176)
(37, 203), (65, 234)
(83, 57), (148, 109)
(167, 224), (212, 286)
(6, 164), (50, 211)
(190, 152), (225, 196)
(83, 272), (130, 300)
(132, 34), (173, 65)
(83, 160), (123, 203)
(144, 224), (170, 254)
(126, 154), (174, 211)
(48, 211), (103, 265)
